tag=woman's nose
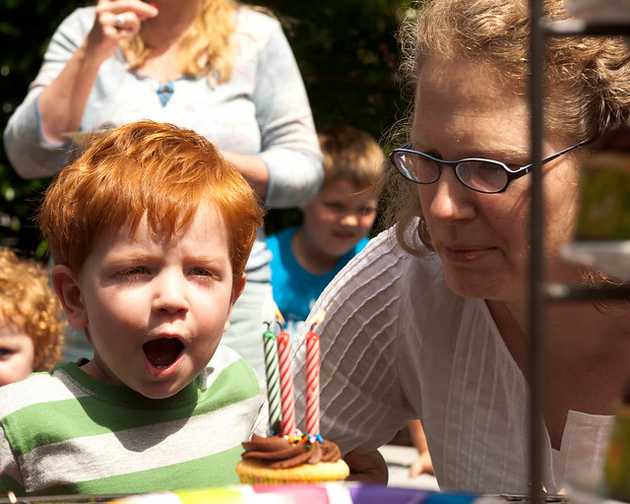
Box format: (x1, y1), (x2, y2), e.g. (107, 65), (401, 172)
(152, 270), (189, 314)
(426, 169), (476, 221)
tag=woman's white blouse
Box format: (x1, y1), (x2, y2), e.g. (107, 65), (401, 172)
(300, 228), (613, 493)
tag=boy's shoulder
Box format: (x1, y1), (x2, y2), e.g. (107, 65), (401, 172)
(267, 227), (298, 270)
(0, 365), (83, 420)
(267, 226), (297, 247)
(201, 345), (261, 400)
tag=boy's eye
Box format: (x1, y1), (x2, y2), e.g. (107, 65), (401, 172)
(325, 202), (345, 212)
(116, 265), (152, 279)
(126, 266), (151, 275)
(188, 266), (222, 282)
(189, 267), (213, 277)
(359, 206), (376, 216)
(0, 347), (14, 358)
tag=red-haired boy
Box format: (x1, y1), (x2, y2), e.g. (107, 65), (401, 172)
(0, 121), (266, 496)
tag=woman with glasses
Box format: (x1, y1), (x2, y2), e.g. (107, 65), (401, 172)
(304, 0), (630, 492)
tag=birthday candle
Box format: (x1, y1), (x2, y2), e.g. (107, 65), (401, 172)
(262, 323), (281, 434)
(276, 325), (296, 436)
(305, 325), (320, 435)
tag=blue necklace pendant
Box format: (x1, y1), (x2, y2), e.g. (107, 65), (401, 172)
(157, 81), (175, 107)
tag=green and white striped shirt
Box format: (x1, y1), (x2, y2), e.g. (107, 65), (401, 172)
(0, 345), (266, 496)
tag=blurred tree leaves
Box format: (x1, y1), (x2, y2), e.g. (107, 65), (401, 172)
(266, 0), (408, 134)
(0, 0), (412, 254)
(0, 0), (87, 255)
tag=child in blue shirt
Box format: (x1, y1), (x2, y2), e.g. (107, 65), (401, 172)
(269, 127), (434, 478)
(267, 125), (384, 323)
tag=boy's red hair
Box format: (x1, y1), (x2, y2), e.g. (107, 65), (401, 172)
(39, 120), (264, 280)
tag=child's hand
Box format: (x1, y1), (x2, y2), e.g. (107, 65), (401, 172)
(344, 449), (388, 483)
(86, 0), (159, 63)
(408, 450), (434, 477)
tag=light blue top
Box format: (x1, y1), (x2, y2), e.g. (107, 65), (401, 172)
(267, 226), (368, 322)
(3, 6), (323, 280)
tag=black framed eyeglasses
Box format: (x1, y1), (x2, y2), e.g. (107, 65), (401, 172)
(389, 138), (591, 194)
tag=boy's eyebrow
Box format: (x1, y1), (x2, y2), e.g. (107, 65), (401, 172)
(181, 254), (229, 266)
(104, 251), (228, 266)
(104, 251), (161, 262)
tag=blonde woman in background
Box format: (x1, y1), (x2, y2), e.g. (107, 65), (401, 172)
(4, 0), (322, 374)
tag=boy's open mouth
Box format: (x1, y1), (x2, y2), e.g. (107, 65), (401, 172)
(143, 338), (184, 369)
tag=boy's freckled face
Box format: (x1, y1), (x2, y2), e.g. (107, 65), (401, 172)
(302, 178), (378, 258)
(0, 326), (35, 386)
(73, 203), (241, 399)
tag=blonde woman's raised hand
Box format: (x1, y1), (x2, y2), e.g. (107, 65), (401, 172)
(87, 0), (158, 63)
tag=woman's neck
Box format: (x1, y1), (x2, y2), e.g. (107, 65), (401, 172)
(491, 260), (609, 359)
(488, 295), (630, 400)
(292, 229), (340, 275)
(487, 262), (630, 448)
(489, 295), (630, 358)
(140, 0), (203, 53)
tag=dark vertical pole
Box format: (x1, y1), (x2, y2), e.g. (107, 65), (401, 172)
(528, 0), (545, 503)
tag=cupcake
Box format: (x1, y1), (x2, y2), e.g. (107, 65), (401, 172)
(236, 433), (349, 484)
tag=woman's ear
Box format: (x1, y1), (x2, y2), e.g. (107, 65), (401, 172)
(51, 264), (88, 329)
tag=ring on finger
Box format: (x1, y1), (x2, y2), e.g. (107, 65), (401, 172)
(113, 13), (126, 28)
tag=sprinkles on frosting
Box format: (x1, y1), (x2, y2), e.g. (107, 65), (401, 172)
(286, 433), (325, 449)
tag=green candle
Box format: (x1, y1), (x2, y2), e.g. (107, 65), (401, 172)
(262, 323), (281, 434)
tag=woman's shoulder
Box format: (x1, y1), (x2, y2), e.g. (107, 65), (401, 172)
(56, 6), (96, 38)
(311, 228), (453, 332)
(235, 6), (283, 42)
(336, 227), (441, 287)
(312, 227), (439, 322)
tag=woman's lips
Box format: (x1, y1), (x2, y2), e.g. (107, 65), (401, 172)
(442, 246), (498, 263)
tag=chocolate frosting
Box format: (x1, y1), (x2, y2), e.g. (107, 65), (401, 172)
(242, 434), (342, 469)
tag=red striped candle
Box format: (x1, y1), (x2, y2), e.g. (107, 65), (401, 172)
(305, 328), (320, 435)
(276, 330), (296, 436)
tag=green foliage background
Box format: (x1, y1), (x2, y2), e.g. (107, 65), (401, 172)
(0, 0), (413, 258)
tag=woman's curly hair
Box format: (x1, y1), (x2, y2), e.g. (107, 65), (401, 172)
(0, 248), (65, 371)
(386, 0), (630, 255)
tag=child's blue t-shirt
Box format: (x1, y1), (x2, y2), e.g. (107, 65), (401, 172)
(267, 226), (369, 322)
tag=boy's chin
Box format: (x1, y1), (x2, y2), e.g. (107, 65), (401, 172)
(325, 244), (358, 258)
(84, 358), (186, 398)
(136, 387), (182, 400)
(131, 379), (189, 400)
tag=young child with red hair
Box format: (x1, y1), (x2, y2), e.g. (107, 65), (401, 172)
(0, 121), (266, 496)
(0, 248), (64, 386)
